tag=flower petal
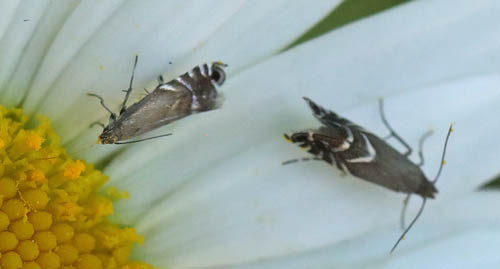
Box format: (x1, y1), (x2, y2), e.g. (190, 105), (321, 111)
(170, 0), (344, 75)
(20, 0), (246, 132)
(122, 74), (500, 267)
(200, 191), (500, 269)
(0, 0), (55, 106)
(15, 0), (341, 151)
(104, 0), (500, 222)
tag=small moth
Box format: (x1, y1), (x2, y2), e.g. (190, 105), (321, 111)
(284, 97), (452, 252)
(89, 56), (227, 144)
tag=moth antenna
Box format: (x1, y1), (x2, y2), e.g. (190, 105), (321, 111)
(432, 124), (453, 184)
(114, 133), (172, 144)
(282, 157), (322, 165)
(392, 124), (453, 253)
(121, 54), (139, 114)
(391, 197), (427, 253)
(87, 93), (116, 120)
(89, 121), (105, 129)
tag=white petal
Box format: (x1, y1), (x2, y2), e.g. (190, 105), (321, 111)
(19, 0), (246, 133)
(15, 0), (340, 149)
(170, 0), (343, 75)
(0, 0), (54, 106)
(207, 191), (500, 269)
(115, 74), (500, 267)
(68, 0), (500, 162)
(62, 0), (343, 161)
(104, 0), (500, 222)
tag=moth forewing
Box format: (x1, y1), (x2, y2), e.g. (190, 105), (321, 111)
(340, 131), (437, 198)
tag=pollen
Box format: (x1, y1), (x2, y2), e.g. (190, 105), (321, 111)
(63, 160), (85, 179)
(0, 106), (153, 268)
(26, 133), (44, 150)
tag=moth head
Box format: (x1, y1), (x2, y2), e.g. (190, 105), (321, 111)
(210, 62), (227, 86)
(98, 123), (119, 144)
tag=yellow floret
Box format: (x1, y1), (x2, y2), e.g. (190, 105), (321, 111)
(28, 211), (53, 231)
(0, 231), (19, 251)
(0, 178), (17, 199)
(22, 189), (49, 210)
(37, 251), (60, 269)
(1, 199), (26, 221)
(16, 240), (39, 261)
(33, 231), (57, 251)
(78, 254), (103, 269)
(50, 223), (74, 243)
(73, 233), (95, 253)
(1, 251), (23, 269)
(8, 220), (34, 240)
(112, 245), (131, 265)
(56, 244), (79, 265)
(0, 106), (153, 267)
(0, 211), (10, 230)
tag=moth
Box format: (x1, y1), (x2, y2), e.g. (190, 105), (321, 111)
(89, 56), (227, 144)
(284, 97), (452, 252)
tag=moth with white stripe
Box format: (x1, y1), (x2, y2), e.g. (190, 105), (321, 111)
(284, 97), (452, 252)
(89, 56), (227, 144)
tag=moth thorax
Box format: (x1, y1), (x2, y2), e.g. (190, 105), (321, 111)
(191, 87), (218, 111)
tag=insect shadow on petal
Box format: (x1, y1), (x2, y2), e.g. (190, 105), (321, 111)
(88, 55), (228, 144)
(283, 97), (453, 253)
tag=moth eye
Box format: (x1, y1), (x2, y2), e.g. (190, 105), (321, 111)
(210, 65), (226, 86)
(290, 133), (307, 142)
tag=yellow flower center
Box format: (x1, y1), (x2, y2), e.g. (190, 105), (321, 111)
(0, 106), (153, 269)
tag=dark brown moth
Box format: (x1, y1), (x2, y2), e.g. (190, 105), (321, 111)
(284, 97), (452, 252)
(89, 56), (227, 144)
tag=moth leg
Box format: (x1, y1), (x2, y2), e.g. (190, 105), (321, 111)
(378, 98), (412, 157)
(89, 121), (105, 129)
(87, 93), (116, 120)
(416, 130), (434, 166)
(157, 75), (165, 85)
(120, 55), (139, 115)
(400, 193), (411, 230)
(282, 157), (321, 165)
(143, 88), (150, 94)
(332, 152), (348, 176)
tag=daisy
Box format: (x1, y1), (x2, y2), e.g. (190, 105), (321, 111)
(0, 0), (499, 268)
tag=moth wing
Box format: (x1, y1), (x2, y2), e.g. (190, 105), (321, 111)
(303, 97), (351, 127)
(342, 132), (432, 195)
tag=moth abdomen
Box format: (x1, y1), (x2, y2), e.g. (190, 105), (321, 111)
(416, 180), (438, 198)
